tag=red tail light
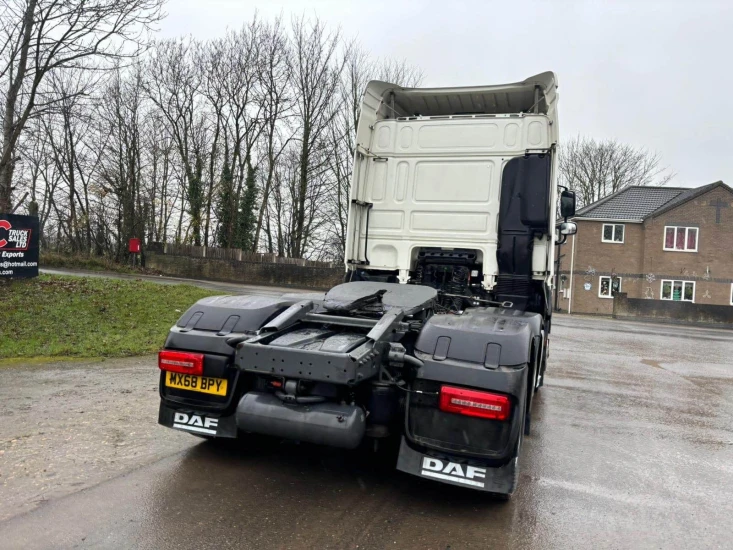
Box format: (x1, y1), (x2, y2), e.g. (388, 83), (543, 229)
(158, 350), (204, 376)
(439, 386), (511, 421)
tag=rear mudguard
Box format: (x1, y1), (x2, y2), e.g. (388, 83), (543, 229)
(397, 362), (527, 494)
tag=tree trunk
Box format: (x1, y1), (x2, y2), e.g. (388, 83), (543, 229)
(0, 0), (36, 213)
(293, 125), (310, 257)
(0, 161), (12, 213)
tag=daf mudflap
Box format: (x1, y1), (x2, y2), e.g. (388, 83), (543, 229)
(158, 404), (238, 438)
(396, 438), (519, 494)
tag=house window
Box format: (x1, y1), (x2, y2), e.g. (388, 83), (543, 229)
(661, 280), (695, 302)
(664, 226), (698, 252)
(602, 224), (624, 243)
(599, 276), (622, 298)
(730, 284), (733, 306)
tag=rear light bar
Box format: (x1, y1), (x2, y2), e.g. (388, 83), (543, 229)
(158, 350), (204, 376)
(439, 386), (511, 421)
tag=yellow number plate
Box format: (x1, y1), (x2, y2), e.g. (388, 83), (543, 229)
(165, 372), (228, 396)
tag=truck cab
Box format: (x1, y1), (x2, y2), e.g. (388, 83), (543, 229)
(346, 72), (562, 314)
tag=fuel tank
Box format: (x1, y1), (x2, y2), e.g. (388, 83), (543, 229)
(236, 392), (366, 449)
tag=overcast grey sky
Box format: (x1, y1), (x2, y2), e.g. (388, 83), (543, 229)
(161, 0), (732, 188)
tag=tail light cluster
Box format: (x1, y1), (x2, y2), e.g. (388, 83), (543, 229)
(438, 386), (511, 421)
(158, 350), (204, 376)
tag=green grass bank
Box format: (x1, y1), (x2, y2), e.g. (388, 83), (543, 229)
(0, 275), (220, 359)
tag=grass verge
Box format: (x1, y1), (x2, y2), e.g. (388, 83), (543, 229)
(0, 275), (222, 359)
(41, 252), (162, 276)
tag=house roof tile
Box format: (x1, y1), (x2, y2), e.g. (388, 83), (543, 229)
(573, 183), (726, 221)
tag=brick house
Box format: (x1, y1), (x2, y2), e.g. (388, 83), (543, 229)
(557, 181), (733, 315)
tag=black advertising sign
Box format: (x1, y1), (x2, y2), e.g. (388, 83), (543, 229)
(0, 213), (39, 278)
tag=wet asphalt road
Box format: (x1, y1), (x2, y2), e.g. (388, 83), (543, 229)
(1, 316), (733, 549)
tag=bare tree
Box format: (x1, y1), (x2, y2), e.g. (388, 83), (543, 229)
(196, 38), (227, 246)
(16, 116), (56, 242)
(558, 136), (675, 207)
(95, 64), (149, 259)
(146, 112), (176, 243)
(0, 0), (165, 213)
(288, 16), (344, 258)
(42, 68), (103, 252)
(253, 17), (292, 252)
(215, 20), (267, 248)
(145, 38), (209, 245)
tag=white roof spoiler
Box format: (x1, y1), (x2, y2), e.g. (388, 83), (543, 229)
(356, 71), (559, 147)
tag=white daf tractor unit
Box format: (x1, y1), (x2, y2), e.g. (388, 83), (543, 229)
(157, 72), (577, 497)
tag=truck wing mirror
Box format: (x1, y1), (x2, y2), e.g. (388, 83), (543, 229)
(554, 221), (577, 245)
(560, 190), (576, 219)
(558, 221), (577, 236)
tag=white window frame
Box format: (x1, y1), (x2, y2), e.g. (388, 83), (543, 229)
(663, 226), (699, 252)
(598, 275), (622, 298)
(660, 279), (695, 303)
(730, 283), (733, 306)
(602, 223), (625, 243)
